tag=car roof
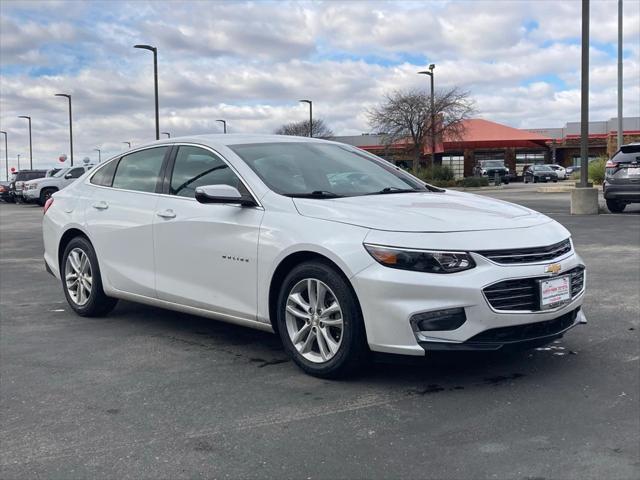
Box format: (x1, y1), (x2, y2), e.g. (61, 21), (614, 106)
(124, 134), (332, 152)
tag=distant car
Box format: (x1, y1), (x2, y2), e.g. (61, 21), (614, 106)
(23, 165), (93, 206)
(603, 143), (640, 213)
(549, 164), (567, 180)
(473, 160), (510, 184)
(523, 165), (558, 183)
(565, 165), (579, 176)
(8, 169), (47, 203)
(0, 181), (11, 202)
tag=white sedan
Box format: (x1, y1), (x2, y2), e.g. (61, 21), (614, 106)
(43, 135), (587, 377)
(549, 164), (567, 180)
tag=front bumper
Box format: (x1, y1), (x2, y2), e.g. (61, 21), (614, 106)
(352, 251), (586, 356)
(23, 189), (38, 201)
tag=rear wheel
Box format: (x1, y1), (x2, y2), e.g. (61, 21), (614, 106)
(39, 188), (57, 206)
(61, 237), (118, 316)
(276, 261), (368, 378)
(606, 199), (626, 213)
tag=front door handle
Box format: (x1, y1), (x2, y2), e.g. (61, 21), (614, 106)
(92, 201), (109, 210)
(156, 209), (176, 219)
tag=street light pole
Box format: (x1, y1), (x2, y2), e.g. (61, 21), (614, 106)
(18, 116), (33, 169)
(299, 100), (312, 137)
(123, 141), (131, 148)
(579, 0), (589, 189)
(0, 131), (7, 181)
(54, 94), (74, 166)
(418, 64), (436, 166)
(617, 0), (623, 149)
(216, 120), (227, 134)
(134, 44), (160, 140)
(161, 132), (171, 138)
(94, 148), (101, 163)
(215, 120), (227, 134)
(17, 154), (21, 170)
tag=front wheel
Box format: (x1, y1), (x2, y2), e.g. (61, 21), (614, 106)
(39, 188), (57, 206)
(606, 199), (626, 213)
(61, 237), (118, 316)
(276, 261), (368, 378)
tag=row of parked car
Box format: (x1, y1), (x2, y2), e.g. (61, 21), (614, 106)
(473, 160), (568, 183)
(0, 165), (94, 206)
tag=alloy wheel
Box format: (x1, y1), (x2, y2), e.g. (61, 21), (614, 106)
(65, 248), (93, 306)
(285, 278), (344, 363)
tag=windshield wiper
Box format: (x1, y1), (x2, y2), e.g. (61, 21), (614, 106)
(364, 187), (421, 195)
(283, 190), (344, 199)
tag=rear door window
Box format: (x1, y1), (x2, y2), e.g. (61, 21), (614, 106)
(112, 147), (168, 193)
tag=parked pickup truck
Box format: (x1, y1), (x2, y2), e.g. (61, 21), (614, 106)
(23, 165), (93, 205)
(473, 160), (511, 184)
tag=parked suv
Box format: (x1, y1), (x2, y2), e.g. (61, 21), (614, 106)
(8, 169), (47, 203)
(473, 160), (510, 184)
(23, 165), (93, 206)
(603, 143), (640, 213)
(523, 165), (558, 183)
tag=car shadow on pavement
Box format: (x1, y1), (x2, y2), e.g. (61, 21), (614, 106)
(107, 300), (576, 388)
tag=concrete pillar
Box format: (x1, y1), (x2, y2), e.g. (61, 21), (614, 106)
(571, 187), (599, 214)
(463, 149), (474, 177)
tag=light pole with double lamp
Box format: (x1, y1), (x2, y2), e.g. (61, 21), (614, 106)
(216, 120), (227, 134)
(0, 131), (7, 181)
(54, 94), (74, 166)
(299, 100), (312, 137)
(418, 64), (436, 166)
(134, 44), (160, 140)
(18, 116), (33, 169)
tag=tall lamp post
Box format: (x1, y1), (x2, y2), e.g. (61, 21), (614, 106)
(123, 141), (131, 148)
(134, 44), (160, 140)
(299, 100), (312, 137)
(418, 64), (436, 166)
(54, 94), (74, 166)
(216, 120), (227, 134)
(161, 132), (171, 138)
(18, 115), (33, 169)
(0, 131), (7, 181)
(17, 154), (21, 170)
(617, 0), (623, 149)
(94, 148), (101, 163)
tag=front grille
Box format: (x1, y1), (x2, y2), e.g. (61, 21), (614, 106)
(483, 266), (585, 312)
(466, 308), (579, 344)
(477, 239), (572, 264)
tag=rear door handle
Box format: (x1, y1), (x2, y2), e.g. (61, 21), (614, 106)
(156, 209), (176, 219)
(92, 201), (109, 210)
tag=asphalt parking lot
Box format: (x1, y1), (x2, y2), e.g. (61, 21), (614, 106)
(1, 188), (639, 480)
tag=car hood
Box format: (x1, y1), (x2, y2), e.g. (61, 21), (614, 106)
(292, 190), (552, 232)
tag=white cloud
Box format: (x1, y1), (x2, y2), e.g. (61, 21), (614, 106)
(0, 0), (638, 172)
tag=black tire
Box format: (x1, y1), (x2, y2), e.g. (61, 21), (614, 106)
(276, 261), (369, 378)
(606, 199), (626, 213)
(39, 188), (57, 206)
(61, 236), (118, 317)
(553, 179), (558, 183)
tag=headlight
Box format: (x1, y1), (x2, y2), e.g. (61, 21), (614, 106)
(30, 183), (38, 189)
(364, 244), (476, 273)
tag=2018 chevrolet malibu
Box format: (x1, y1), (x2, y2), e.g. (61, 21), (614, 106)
(43, 135), (587, 377)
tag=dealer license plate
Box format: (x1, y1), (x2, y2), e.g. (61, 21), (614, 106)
(628, 167), (640, 176)
(539, 275), (571, 309)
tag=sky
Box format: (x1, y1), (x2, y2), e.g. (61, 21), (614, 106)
(0, 0), (639, 171)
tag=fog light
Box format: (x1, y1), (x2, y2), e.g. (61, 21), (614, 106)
(411, 308), (466, 331)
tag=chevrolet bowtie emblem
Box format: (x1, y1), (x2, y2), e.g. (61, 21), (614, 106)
(545, 263), (562, 274)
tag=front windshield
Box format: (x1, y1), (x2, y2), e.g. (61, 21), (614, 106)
(229, 142), (425, 197)
(535, 165), (553, 171)
(481, 161), (504, 168)
(52, 168), (69, 178)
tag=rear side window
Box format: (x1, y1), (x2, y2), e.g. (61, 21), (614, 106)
(91, 159), (119, 187)
(112, 147), (168, 193)
(169, 146), (240, 198)
(67, 167), (85, 179)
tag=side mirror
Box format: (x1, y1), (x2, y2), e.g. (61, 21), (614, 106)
(195, 184), (257, 207)
(64, 173), (73, 179)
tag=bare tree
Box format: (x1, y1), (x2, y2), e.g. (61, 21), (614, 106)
(275, 119), (334, 138)
(367, 87), (475, 173)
